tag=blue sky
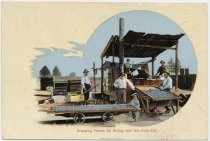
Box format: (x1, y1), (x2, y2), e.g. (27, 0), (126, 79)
(32, 10), (197, 77)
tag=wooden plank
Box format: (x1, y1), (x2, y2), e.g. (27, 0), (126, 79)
(180, 89), (192, 95)
(48, 108), (139, 114)
(176, 99), (179, 113)
(49, 104), (140, 114)
(34, 91), (52, 96)
(100, 35), (115, 57)
(171, 106), (175, 114)
(135, 86), (156, 91)
(124, 43), (176, 50)
(175, 41), (179, 88)
(36, 96), (51, 101)
(70, 82), (81, 84)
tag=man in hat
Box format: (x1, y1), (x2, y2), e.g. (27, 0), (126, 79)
(159, 71), (173, 91)
(155, 60), (167, 78)
(124, 59), (132, 75)
(114, 72), (135, 104)
(81, 69), (91, 100)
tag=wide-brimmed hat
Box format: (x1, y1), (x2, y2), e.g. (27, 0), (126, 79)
(83, 69), (89, 73)
(160, 60), (165, 64)
(119, 72), (126, 76)
(131, 93), (139, 97)
(164, 70), (170, 75)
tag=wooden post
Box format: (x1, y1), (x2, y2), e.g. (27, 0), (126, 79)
(146, 98), (150, 114)
(119, 18), (124, 73)
(176, 99), (179, 113)
(152, 57), (155, 77)
(175, 41), (179, 88)
(112, 43), (115, 91)
(93, 62), (96, 94)
(101, 57), (104, 94)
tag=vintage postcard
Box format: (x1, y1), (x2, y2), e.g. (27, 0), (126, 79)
(2, 2), (208, 140)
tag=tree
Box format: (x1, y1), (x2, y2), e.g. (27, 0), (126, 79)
(39, 66), (51, 77)
(167, 57), (181, 75)
(52, 66), (61, 77)
(168, 58), (175, 74)
(69, 72), (76, 77)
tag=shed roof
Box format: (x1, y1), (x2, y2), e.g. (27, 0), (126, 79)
(101, 30), (185, 58)
(102, 60), (151, 70)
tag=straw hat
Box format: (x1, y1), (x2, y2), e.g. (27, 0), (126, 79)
(160, 60), (165, 64)
(131, 93), (139, 97)
(83, 69), (89, 73)
(118, 72), (126, 77)
(164, 69), (170, 75)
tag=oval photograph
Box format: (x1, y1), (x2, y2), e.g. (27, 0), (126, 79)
(34, 10), (197, 126)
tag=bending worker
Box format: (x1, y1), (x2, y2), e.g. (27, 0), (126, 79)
(81, 69), (91, 100)
(159, 71), (173, 91)
(114, 72), (135, 104)
(130, 93), (140, 122)
(155, 60), (167, 78)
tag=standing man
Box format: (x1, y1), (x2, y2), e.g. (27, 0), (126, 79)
(114, 73), (135, 104)
(124, 59), (132, 75)
(81, 69), (91, 101)
(155, 60), (167, 77)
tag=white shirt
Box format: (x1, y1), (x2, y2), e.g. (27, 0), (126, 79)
(130, 95), (140, 108)
(81, 76), (91, 88)
(162, 76), (172, 89)
(114, 78), (135, 90)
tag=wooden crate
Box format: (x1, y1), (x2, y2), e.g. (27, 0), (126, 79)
(69, 80), (82, 93)
(65, 94), (85, 102)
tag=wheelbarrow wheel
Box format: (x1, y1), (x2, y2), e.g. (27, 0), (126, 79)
(101, 112), (114, 122)
(73, 113), (85, 123)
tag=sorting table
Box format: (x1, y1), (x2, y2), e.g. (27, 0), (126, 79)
(135, 86), (179, 114)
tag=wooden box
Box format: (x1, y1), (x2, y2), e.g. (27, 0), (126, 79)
(65, 94), (85, 102)
(174, 88), (182, 96)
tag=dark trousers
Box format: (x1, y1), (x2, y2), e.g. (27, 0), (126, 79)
(117, 89), (126, 104)
(83, 83), (91, 100)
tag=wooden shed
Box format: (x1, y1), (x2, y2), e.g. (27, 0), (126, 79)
(100, 30), (185, 103)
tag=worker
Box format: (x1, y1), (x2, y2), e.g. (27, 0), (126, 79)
(114, 72), (135, 104)
(130, 93), (140, 122)
(159, 70), (173, 114)
(155, 60), (167, 77)
(81, 69), (91, 101)
(124, 59), (132, 75)
(159, 71), (173, 91)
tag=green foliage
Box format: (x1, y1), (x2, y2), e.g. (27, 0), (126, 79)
(168, 58), (175, 74)
(167, 57), (181, 74)
(39, 66), (51, 77)
(52, 66), (61, 77)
